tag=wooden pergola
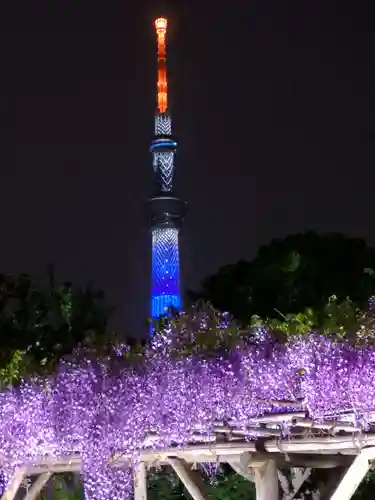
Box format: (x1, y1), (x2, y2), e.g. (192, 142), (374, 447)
(2, 409), (375, 500)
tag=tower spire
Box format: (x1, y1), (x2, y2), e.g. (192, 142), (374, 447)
(148, 17), (186, 321)
(155, 17), (168, 113)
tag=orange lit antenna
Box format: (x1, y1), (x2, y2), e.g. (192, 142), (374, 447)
(155, 17), (168, 113)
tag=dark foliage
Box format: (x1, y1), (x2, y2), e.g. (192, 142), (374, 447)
(0, 269), (113, 383)
(192, 232), (375, 325)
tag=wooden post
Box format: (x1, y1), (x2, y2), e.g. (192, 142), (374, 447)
(133, 462), (147, 500)
(0, 467), (27, 500)
(167, 457), (207, 500)
(253, 460), (279, 500)
(23, 473), (52, 500)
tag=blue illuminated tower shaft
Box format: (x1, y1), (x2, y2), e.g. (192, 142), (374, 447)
(148, 18), (185, 319)
(149, 115), (185, 319)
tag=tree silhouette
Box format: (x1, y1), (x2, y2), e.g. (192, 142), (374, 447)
(0, 268), (114, 385)
(193, 232), (375, 326)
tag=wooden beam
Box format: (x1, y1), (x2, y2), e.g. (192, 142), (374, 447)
(27, 465), (81, 475)
(133, 462), (147, 500)
(167, 457), (207, 500)
(23, 473), (52, 500)
(289, 468), (311, 500)
(253, 460), (279, 500)
(228, 451), (255, 481)
(277, 470), (291, 497)
(0, 467), (27, 500)
(19, 434), (375, 474)
(24, 450), (354, 477)
(326, 448), (375, 500)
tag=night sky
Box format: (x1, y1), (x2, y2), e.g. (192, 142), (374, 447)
(5, 1), (373, 335)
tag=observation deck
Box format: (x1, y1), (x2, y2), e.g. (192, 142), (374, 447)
(150, 137), (177, 154)
(147, 195), (186, 229)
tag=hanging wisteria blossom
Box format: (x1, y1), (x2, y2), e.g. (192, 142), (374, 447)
(1, 314), (375, 500)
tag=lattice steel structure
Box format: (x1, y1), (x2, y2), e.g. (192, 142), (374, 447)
(148, 18), (185, 319)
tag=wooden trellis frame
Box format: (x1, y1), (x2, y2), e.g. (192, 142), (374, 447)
(2, 409), (375, 500)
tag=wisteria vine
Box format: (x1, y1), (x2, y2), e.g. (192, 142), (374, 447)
(1, 321), (375, 500)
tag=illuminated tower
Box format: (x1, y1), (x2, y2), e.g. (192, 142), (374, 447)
(148, 17), (185, 319)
